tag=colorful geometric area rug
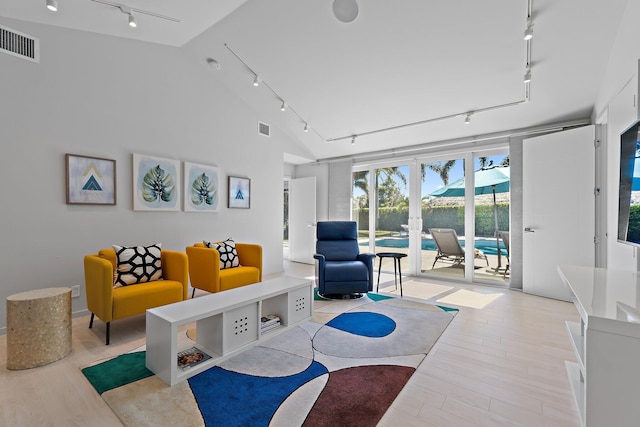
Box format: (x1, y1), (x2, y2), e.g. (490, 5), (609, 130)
(81, 294), (457, 427)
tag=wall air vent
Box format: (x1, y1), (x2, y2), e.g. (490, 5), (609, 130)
(258, 121), (271, 138)
(0, 25), (39, 63)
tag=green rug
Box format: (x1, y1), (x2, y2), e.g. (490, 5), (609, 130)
(82, 352), (153, 394)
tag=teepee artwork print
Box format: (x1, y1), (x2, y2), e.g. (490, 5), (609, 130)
(228, 176), (250, 209)
(184, 162), (219, 212)
(66, 154), (116, 205)
(133, 154), (180, 211)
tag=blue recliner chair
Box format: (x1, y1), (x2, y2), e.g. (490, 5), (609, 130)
(313, 221), (375, 297)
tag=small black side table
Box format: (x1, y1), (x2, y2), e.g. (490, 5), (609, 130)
(375, 252), (408, 296)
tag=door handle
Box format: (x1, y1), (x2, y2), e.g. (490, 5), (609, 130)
(524, 227), (535, 233)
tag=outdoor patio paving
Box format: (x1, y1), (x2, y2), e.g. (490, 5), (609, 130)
(371, 246), (509, 284)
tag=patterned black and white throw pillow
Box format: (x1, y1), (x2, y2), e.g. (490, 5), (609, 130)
(204, 238), (240, 269)
(113, 243), (163, 286)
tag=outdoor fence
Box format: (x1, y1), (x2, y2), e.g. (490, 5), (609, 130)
(353, 204), (510, 237)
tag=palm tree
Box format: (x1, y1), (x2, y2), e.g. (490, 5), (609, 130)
(478, 156), (491, 169)
(352, 167), (407, 208)
(424, 160), (457, 185)
(480, 155), (509, 168)
(377, 167), (407, 187)
(353, 170), (369, 197)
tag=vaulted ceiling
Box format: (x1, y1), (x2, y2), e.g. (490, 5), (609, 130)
(1, 0), (629, 162)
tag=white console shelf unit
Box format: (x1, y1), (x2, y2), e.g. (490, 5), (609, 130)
(146, 276), (313, 386)
(558, 265), (640, 427)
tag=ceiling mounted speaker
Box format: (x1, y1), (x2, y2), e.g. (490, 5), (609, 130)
(333, 0), (359, 23)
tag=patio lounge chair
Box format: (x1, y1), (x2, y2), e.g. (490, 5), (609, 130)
(429, 228), (489, 269)
(498, 230), (510, 278)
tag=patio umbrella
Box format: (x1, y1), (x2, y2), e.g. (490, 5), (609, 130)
(429, 166), (510, 268)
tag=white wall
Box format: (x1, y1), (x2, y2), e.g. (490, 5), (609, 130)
(294, 163), (329, 222)
(594, 0), (640, 271)
(0, 18), (300, 330)
(328, 161), (353, 220)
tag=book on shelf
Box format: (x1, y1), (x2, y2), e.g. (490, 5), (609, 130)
(261, 314), (281, 328)
(261, 322), (281, 333)
(177, 346), (212, 371)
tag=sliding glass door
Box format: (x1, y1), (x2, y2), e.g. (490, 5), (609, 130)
(373, 164), (410, 274)
(353, 148), (509, 284)
(472, 153), (510, 282)
(419, 156), (467, 279)
(352, 163), (411, 278)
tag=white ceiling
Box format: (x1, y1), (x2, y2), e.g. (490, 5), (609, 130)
(1, 0), (629, 163)
(0, 0), (249, 46)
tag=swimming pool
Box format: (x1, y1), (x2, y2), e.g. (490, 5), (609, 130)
(361, 238), (507, 256)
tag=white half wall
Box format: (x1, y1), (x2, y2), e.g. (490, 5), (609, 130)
(0, 18), (300, 331)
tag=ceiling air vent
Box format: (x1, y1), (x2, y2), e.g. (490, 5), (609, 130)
(258, 121), (271, 138)
(0, 25), (39, 63)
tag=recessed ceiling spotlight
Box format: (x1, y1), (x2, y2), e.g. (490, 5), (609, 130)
(128, 12), (137, 28)
(333, 0), (359, 23)
(46, 0), (58, 11)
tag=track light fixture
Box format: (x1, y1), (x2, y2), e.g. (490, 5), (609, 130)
(206, 58), (221, 70)
(128, 12), (137, 27)
(46, 0), (58, 12)
(523, 18), (534, 40)
(253, 75), (260, 87)
(523, 0), (533, 100)
(280, 101), (287, 111)
(351, 135), (357, 145)
(464, 114), (472, 125)
(304, 123), (309, 132)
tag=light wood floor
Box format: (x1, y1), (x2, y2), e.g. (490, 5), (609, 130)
(0, 262), (580, 426)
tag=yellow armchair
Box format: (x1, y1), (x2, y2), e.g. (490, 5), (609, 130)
(84, 248), (188, 344)
(186, 242), (262, 297)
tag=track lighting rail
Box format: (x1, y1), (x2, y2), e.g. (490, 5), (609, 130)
(89, 0), (181, 23)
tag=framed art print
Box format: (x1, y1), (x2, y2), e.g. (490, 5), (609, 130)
(184, 161), (219, 212)
(133, 153), (180, 211)
(65, 153), (116, 205)
(228, 176), (250, 209)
